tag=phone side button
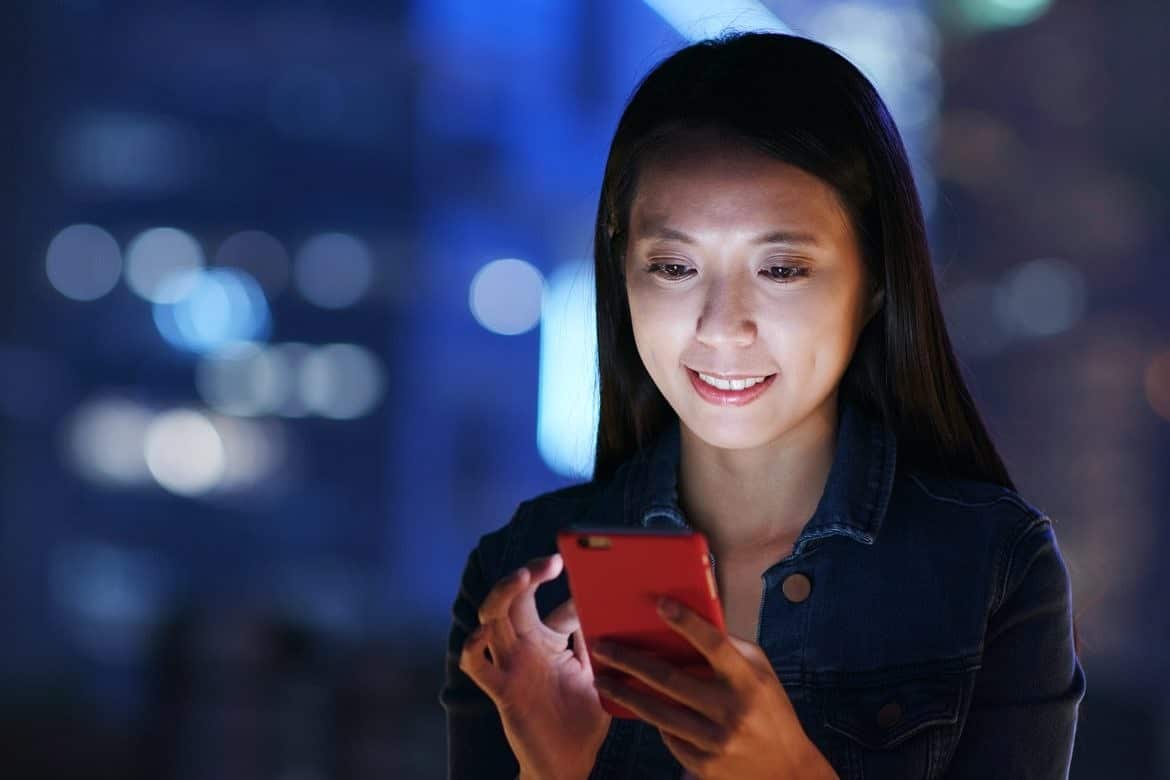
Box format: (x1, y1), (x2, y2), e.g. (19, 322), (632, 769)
(704, 564), (718, 600)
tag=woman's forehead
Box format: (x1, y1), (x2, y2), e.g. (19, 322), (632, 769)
(628, 158), (850, 245)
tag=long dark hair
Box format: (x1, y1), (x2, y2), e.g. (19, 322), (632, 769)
(590, 31), (1014, 492)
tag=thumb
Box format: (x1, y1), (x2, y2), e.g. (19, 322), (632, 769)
(509, 553), (565, 635)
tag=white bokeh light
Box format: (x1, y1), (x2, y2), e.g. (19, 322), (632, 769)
(207, 414), (287, 491)
(469, 258), (545, 335)
(125, 227), (205, 303)
(267, 343), (315, 417)
(994, 257), (1087, 338)
(293, 232), (373, 308)
(195, 342), (314, 417)
(214, 230), (291, 297)
(196, 342), (278, 417)
(65, 397), (154, 487)
(143, 409), (226, 497)
(299, 343), (385, 419)
(45, 224), (123, 301)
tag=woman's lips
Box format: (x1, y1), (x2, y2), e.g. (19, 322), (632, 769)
(687, 368), (776, 407)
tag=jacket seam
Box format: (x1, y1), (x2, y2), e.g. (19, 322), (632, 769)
(907, 471), (1018, 509)
(991, 512), (1052, 615)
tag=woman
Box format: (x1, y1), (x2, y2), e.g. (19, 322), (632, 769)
(440, 31), (1085, 779)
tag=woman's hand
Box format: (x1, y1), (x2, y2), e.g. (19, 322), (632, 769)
(459, 553), (611, 780)
(589, 597), (838, 780)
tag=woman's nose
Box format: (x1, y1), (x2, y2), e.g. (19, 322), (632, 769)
(695, 279), (757, 347)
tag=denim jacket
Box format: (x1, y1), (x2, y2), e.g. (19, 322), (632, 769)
(440, 398), (1086, 779)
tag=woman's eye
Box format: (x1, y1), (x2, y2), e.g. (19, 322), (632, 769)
(645, 262), (694, 280)
(764, 265), (809, 282)
(644, 262), (809, 283)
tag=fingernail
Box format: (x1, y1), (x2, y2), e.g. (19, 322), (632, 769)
(657, 597), (681, 619)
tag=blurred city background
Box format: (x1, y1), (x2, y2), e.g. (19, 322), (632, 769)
(1, 0), (1167, 777)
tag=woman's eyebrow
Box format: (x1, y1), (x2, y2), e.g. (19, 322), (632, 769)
(635, 225), (821, 247)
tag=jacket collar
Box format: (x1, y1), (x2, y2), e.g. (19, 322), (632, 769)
(619, 395), (898, 549)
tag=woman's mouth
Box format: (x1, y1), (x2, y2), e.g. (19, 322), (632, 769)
(686, 368), (777, 407)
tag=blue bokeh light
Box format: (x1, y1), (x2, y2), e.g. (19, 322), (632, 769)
(152, 268), (272, 354)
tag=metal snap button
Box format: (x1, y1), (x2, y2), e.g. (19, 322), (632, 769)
(876, 700), (902, 728)
(781, 572), (811, 603)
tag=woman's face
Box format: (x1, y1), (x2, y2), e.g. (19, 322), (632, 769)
(623, 129), (881, 450)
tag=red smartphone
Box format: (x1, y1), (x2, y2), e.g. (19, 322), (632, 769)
(555, 526), (726, 720)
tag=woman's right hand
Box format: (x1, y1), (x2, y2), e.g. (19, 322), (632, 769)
(459, 552), (612, 780)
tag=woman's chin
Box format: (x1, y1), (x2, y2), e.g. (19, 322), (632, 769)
(682, 414), (780, 451)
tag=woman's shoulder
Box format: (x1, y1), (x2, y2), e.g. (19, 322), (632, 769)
(892, 463), (1058, 565)
(882, 465), (1073, 636)
(899, 463), (1046, 521)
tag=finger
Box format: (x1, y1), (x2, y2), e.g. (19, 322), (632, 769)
(477, 566), (531, 649)
(593, 674), (724, 752)
(459, 625), (504, 697)
(591, 641), (723, 722)
(571, 626), (593, 673)
(726, 634), (770, 671)
(657, 598), (747, 684)
(507, 553), (566, 635)
(546, 597), (592, 671)
(477, 555), (565, 652)
(661, 730), (712, 779)
(544, 595), (579, 635)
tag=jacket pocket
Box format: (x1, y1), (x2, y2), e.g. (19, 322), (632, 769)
(821, 667), (973, 779)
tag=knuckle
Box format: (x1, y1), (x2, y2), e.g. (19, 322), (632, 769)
(709, 722), (732, 750)
(737, 686), (761, 714)
(721, 700), (747, 733)
(715, 640), (739, 666)
(659, 662), (687, 692)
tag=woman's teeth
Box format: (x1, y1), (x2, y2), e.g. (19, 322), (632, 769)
(697, 372), (769, 391)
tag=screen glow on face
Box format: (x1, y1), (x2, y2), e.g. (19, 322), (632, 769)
(623, 129), (876, 452)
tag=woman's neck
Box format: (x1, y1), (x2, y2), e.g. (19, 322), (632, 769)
(677, 399), (839, 560)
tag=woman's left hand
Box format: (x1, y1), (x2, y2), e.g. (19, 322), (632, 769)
(589, 597), (839, 780)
